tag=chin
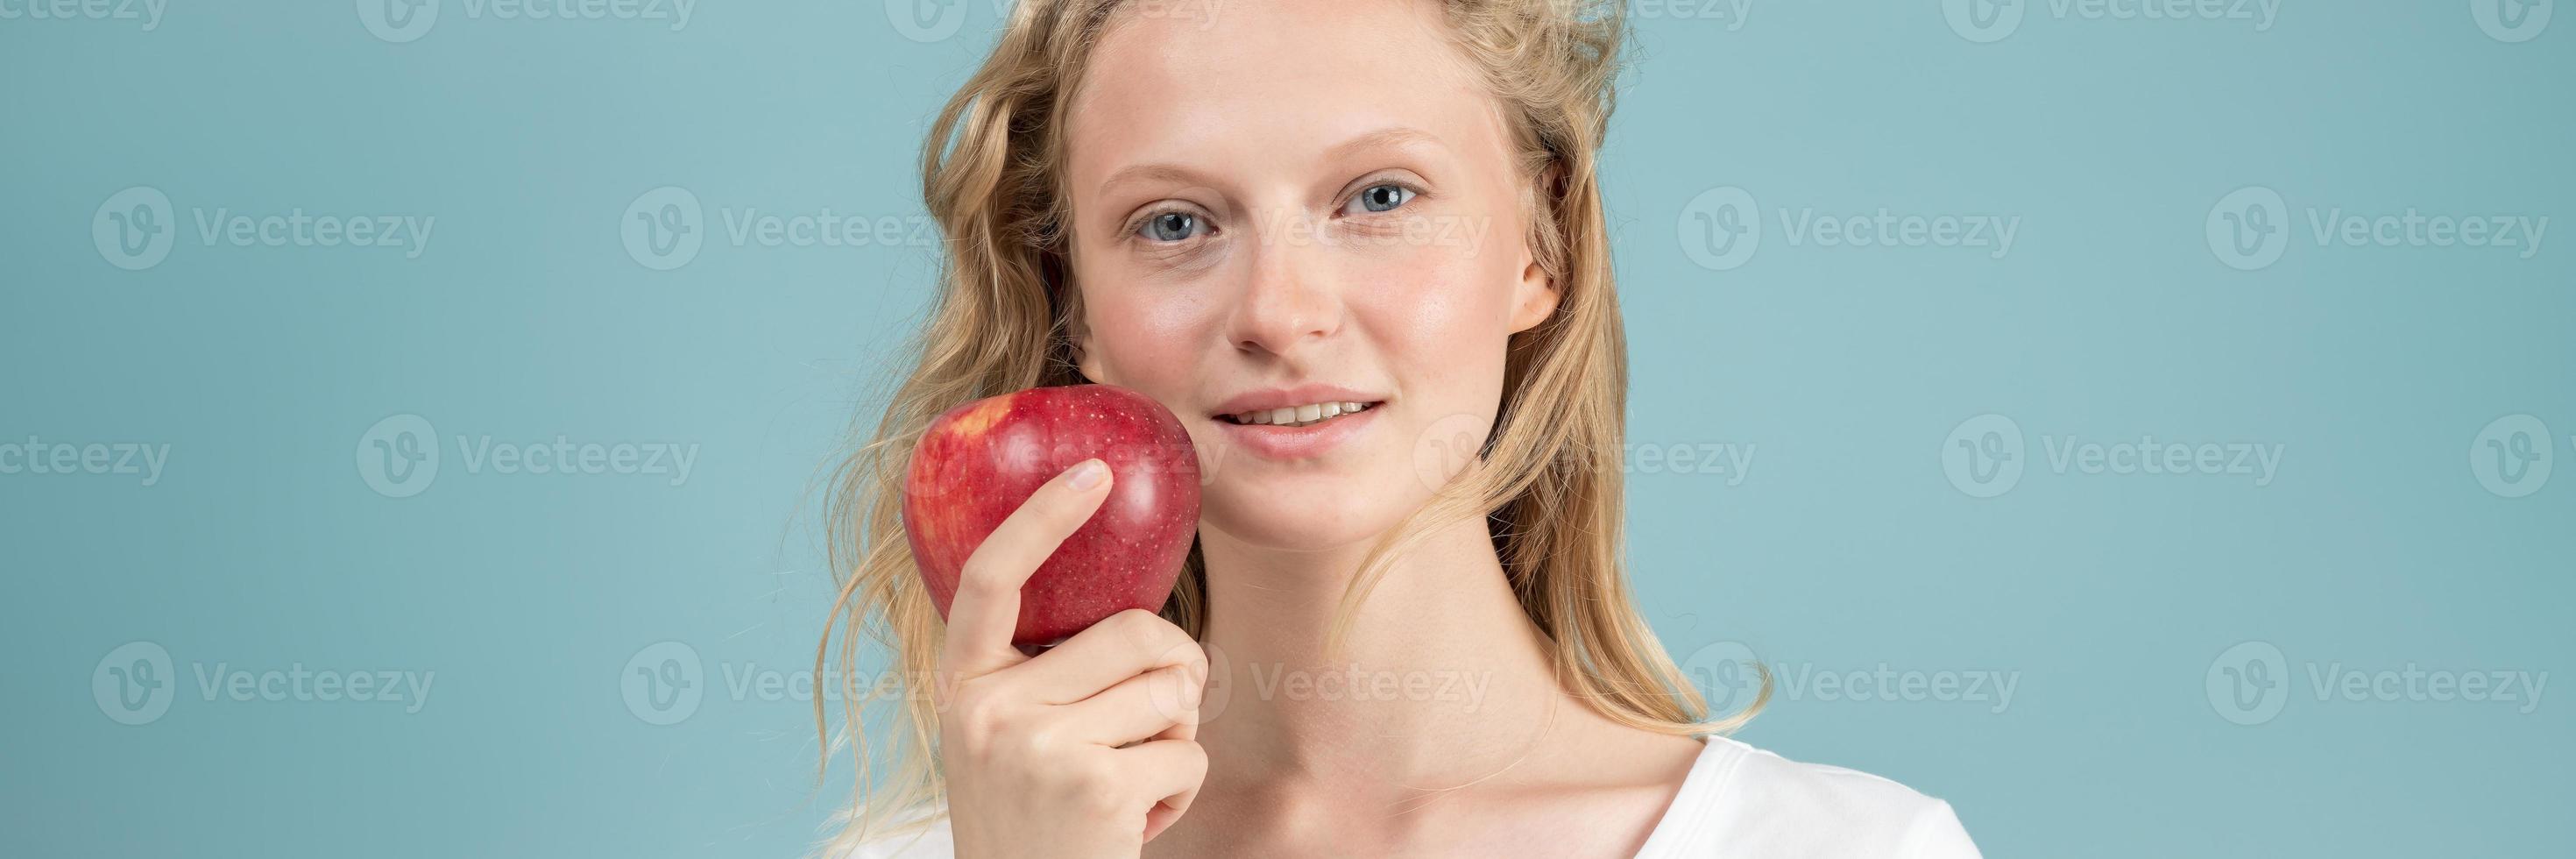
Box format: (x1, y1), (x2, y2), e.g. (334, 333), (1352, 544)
(1198, 474), (1421, 555)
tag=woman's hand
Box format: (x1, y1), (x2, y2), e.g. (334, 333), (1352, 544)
(931, 458), (1210, 859)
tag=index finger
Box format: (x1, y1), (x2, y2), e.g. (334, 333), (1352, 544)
(938, 458), (1115, 678)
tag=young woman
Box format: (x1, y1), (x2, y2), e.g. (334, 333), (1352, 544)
(817, 0), (1983, 855)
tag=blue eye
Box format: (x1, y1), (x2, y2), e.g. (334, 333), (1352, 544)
(1346, 183), (1415, 214)
(1138, 211), (1200, 242)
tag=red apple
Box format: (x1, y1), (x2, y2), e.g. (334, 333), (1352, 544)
(902, 384), (1201, 649)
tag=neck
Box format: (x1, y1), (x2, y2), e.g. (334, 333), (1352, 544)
(1190, 513), (1571, 799)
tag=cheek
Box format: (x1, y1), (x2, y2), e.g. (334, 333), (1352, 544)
(1080, 284), (1215, 385)
(1339, 240), (1523, 385)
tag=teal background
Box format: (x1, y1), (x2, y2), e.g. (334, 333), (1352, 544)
(4, 2), (2569, 856)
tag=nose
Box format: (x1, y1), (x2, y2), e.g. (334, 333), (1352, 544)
(1227, 218), (1343, 355)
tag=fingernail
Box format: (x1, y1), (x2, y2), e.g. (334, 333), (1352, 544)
(1067, 458), (1108, 491)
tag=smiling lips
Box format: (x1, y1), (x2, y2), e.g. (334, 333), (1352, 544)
(1207, 387), (1389, 459)
(1220, 400), (1376, 428)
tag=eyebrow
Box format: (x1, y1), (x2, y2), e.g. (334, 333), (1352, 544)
(1093, 126), (1450, 198)
(1322, 126), (1446, 163)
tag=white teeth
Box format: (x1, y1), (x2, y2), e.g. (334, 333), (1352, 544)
(1228, 401), (1374, 428)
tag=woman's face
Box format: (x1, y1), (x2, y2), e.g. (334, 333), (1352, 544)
(1065, 0), (1557, 552)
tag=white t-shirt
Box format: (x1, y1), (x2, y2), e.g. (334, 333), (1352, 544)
(848, 735), (1981, 858)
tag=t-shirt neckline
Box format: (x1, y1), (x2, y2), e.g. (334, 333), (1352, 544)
(1630, 735), (1744, 857)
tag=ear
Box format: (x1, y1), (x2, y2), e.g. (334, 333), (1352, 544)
(1508, 252), (1560, 335)
(1508, 167), (1564, 335)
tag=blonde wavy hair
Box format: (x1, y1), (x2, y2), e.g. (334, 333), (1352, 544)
(812, 0), (1765, 853)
